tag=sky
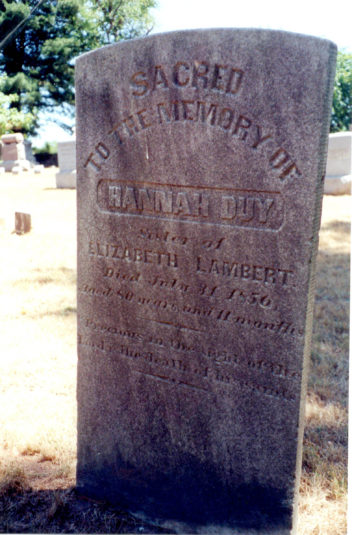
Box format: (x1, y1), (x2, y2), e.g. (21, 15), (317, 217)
(32, 0), (352, 145)
(150, 0), (352, 51)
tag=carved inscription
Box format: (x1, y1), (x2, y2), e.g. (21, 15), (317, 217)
(78, 319), (298, 402)
(80, 56), (306, 408)
(85, 97), (302, 184)
(86, 237), (294, 289)
(88, 240), (178, 268)
(79, 283), (301, 338)
(83, 316), (300, 379)
(83, 58), (302, 184)
(196, 256), (293, 286)
(97, 180), (283, 230)
(129, 61), (244, 97)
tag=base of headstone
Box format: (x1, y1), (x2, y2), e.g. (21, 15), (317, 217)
(15, 212), (31, 234)
(324, 175), (351, 195)
(55, 170), (76, 188)
(2, 159), (31, 172)
(0, 167), (5, 174)
(34, 164), (44, 174)
(75, 480), (292, 534)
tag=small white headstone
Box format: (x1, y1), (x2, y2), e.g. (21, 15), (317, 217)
(56, 138), (76, 188)
(57, 140), (76, 171)
(324, 132), (352, 195)
(56, 169), (76, 188)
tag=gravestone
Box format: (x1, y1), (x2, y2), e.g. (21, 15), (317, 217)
(55, 139), (76, 188)
(1, 133), (30, 172)
(75, 29), (336, 534)
(15, 212), (31, 234)
(324, 132), (352, 194)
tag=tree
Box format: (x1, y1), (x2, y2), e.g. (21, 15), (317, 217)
(0, 77), (34, 135)
(330, 51), (352, 132)
(0, 0), (156, 134)
(89, 0), (154, 44)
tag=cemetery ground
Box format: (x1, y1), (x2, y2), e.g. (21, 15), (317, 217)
(0, 169), (349, 534)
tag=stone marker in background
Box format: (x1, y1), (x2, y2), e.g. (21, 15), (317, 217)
(15, 212), (31, 234)
(55, 139), (76, 188)
(24, 140), (37, 167)
(324, 132), (352, 194)
(34, 164), (45, 174)
(1, 133), (30, 172)
(75, 29), (336, 534)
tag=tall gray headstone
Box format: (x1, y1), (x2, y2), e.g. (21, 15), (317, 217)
(75, 29), (336, 534)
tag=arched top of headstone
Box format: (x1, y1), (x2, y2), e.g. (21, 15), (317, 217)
(1, 133), (24, 144)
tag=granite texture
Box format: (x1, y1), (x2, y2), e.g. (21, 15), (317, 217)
(75, 29), (336, 534)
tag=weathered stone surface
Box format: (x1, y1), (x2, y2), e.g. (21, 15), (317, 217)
(75, 29), (336, 534)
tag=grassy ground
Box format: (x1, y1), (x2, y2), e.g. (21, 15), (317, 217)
(0, 169), (349, 534)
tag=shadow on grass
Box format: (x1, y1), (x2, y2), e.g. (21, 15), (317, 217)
(320, 220), (351, 236)
(12, 267), (77, 289)
(0, 486), (169, 534)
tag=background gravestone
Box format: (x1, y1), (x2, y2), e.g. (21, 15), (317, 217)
(75, 29), (336, 534)
(55, 139), (76, 188)
(324, 132), (352, 194)
(1, 133), (30, 172)
(15, 212), (31, 234)
(24, 140), (37, 167)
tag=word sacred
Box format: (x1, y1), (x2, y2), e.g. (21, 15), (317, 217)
(129, 60), (244, 97)
(97, 180), (282, 230)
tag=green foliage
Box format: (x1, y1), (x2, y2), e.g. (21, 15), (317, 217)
(32, 140), (58, 154)
(0, 0), (156, 133)
(331, 51), (352, 132)
(0, 79), (35, 136)
(89, 0), (155, 44)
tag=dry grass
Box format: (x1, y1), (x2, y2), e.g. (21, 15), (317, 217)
(297, 195), (350, 535)
(0, 170), (349, 533)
